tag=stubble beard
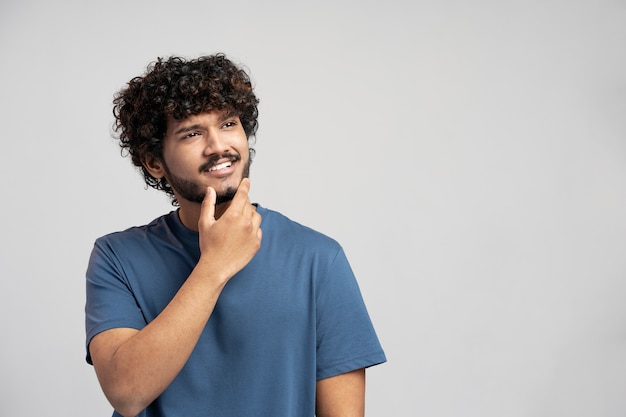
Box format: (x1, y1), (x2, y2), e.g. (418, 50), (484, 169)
(163, 157), (251, 205)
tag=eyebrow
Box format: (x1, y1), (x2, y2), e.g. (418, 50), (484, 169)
(173, 124), (202, 136)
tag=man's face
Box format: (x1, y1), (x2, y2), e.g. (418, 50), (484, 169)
(157, 111), (251, 205)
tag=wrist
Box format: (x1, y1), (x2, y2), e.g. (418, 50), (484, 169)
(194, 255), (232, 287)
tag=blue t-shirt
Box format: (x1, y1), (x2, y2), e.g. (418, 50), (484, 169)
(85, 205), (386, 417)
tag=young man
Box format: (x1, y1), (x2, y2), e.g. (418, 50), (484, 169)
(85, 54), (386, 417)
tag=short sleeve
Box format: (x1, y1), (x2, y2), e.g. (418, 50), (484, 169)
(84, 239), (147, 364)
(315, 247), (386, 379)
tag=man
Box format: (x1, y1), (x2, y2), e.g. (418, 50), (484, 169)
(85, 54), (386, 417)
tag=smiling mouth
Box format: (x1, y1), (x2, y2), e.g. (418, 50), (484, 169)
(200, 154), (241, 173)
(208, 161), (232, 172)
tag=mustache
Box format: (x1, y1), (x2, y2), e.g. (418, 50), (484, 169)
(198, 153), (241, 172)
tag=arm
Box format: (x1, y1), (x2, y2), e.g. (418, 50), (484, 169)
(316, 368), (366, 417)
(89, 179), (262, 417)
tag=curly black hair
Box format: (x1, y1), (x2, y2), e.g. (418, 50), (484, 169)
(112, 53), (259, 202)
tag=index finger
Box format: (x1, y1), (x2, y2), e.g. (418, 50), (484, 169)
(198, 186), (217, 228)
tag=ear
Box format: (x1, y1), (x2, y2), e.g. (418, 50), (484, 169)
(142, 155), (166, 179)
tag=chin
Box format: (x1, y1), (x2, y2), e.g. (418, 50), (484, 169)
(215, 187), (237, 205)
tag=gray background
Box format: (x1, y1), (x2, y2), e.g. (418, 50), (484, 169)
(1, 0), (626, 416)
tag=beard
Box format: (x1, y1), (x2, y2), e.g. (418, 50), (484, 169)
(163, 155), (251, 205)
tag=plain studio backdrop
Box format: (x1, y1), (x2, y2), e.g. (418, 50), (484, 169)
(1, 0), (625, 416)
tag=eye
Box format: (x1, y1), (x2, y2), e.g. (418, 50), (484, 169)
(222, 120), (237, 128)
(181, 131), (200, 140)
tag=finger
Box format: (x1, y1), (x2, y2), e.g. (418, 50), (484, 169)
(251, 209), (262, 229)
(199, 186), (217, 227)
(229, 178), (251, 213)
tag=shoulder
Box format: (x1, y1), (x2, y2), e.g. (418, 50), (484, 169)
(257, 205), (341, 250)
(254, 205), (350, 274)
(93, 211), (183, 254)
(87, 211), (195, 285)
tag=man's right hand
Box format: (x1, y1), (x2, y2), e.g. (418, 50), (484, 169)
(89, 178), (262, 417)
(197, 178), (263, 283)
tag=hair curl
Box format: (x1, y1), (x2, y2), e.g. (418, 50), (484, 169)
(112, 53), (259, 202)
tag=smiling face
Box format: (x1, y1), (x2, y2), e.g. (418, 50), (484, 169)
(144, 110), (251, 206)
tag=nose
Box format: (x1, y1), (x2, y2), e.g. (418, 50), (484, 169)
(203, 128), (230, 156)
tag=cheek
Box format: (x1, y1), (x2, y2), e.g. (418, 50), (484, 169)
(162, 145), (201, 172)
(241, 146), (251, 162)
(239, 137), (252, 158)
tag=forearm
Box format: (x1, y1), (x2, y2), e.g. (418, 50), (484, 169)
(316, 368), (366, 417)
(91, 181), (262, 417)
(92, 260), (228, 417)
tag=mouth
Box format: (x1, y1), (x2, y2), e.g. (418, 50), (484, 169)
(208, 161), (233, 172)
(200, 154), (241, 175)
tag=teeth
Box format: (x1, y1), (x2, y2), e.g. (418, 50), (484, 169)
(208, 161), (232, 172)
